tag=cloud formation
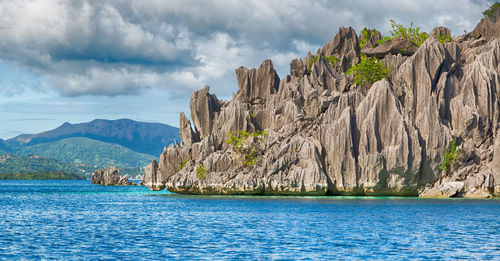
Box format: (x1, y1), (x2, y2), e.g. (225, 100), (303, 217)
(0, 0), (492, 98)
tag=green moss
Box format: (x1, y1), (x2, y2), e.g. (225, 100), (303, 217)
(196, 164), (206, 179)
(439, 139), (461, 173)
(346, 55), (390, 87)
(483, 2), (500, 19)
(226, 130), (267, 167)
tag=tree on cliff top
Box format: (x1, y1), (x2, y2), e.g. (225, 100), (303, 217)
(483, 2), (500, 19)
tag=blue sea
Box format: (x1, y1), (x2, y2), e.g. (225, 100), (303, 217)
(0, 180), (498, 260)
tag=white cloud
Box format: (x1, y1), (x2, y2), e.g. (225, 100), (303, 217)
(0, 0), (491, 98)
(0, 0), (494, 138)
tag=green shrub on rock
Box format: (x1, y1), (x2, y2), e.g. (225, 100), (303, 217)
(178, 158), (190, 171)
(324, 55), (340, 67)
(376, 36), (391, 45)
(389, 19), (428, 47)
(359, 28), (377, 48)
(308, 55), (339, 73)
(436, 31), (452, 45)
(196, 164), (206, 179)
(346, 55), (390, 88)
(308, 56), (319, 73)
(483, 2), (500, 19)
(439, 139), (462, 173)
(225, 130), (267, 167)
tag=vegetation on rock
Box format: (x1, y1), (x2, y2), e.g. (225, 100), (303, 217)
(372, 20), (427, 48)
(483, 2), (500, 19)
(346, 55), (390, 87)
(225, 130), (267, 167)
(324, 55), (340, 67)
(178, 158), (190, 171)
(308, 56), (319, 73)
(436, 31), (452, 45)
(388, 19), (428, 47)
(196, 164), (206, 179)
(359, 28), (376, 48)
(439, 139), (462, 173)
(376, 36), (391, 45)
(308, 55), (339, 73)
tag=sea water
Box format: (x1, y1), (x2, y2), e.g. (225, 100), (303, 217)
(0, 180), (498, 260)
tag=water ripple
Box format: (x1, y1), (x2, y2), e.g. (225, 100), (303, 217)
(0, 180), (498, 260)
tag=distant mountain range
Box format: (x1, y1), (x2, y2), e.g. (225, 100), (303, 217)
(9, 118), (179, 156)
(0, 119), (179, 177)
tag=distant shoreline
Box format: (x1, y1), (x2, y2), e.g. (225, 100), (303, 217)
(0, 172), (84, 180)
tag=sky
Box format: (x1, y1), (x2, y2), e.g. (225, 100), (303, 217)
(0, 0), (494, 139)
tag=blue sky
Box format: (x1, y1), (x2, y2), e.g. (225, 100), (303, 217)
(0, 0), (493, 139)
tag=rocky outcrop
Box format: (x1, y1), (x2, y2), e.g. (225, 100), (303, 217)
(179, 112), (199, 146)
(360, 30), (382, 49)
(317, 26), (360, 72)
(469, 7), (500, 40)
(362, 38), (418, 58)
(142, 15), (500, 198)
(419, 181), (465, 198)
(91, 167), (136, 186)
(235, 59), (280, 104)
(190, 85), (221, 139)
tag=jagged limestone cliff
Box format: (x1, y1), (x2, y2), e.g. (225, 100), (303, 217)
(142, 11), (500, 198)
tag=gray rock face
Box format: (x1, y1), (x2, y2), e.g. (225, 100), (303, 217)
(362, 38), (418, 58)
(318, 26), (360, 72)
(91, 167), (136, 186)
(236, 59), (280, 104)
(142, 19), (500, 198)
(190, 85), (221, 139)
(179, 112), (199, 146)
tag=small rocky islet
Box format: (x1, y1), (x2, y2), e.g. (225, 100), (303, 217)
(91, 166), (136, 186)
(136, 10), (500, 198)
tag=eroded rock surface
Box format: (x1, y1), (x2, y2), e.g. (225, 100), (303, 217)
(142, 16), (500, 198)
(91, 167), (136, 186)
(362, 38), (418, 58)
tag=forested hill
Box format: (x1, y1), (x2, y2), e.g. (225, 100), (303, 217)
(8, 118), (179, 156)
